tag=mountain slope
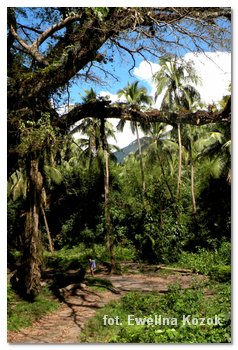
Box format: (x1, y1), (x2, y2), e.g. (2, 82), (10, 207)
(114, 137), (151, 163)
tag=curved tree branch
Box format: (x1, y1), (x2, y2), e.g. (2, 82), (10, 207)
(9, 21), (49, 66)
(32, 13), (83, 49)
(8, 7), (231, 102)
(8, 12), (84, 66)
(59, 96), (231, 130)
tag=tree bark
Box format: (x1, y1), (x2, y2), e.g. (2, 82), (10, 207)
(41, 204), (54, 254)
(104, 149), (115, 273)
(61, 97), (231, 131)
(135, 123), (146, 195)
(12, 158), (43, 300)
(191, 162), (197, 214)
(177, 123), (182, 204)
(100, 118), (115, 273)
(190, 146), (197, 214)
(157, 151), (174, 202)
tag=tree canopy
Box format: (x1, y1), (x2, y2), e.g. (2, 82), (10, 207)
(8, 8), (231, 110)
(8, 7), (231, 173)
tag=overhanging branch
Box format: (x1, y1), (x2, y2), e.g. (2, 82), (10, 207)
(60, 96), (231, 129)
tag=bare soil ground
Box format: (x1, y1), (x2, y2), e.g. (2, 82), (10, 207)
(8, 267), (207, 344)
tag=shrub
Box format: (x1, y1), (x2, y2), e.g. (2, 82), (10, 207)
(79, 285), (231, 343)
(209, 265), (231, 283)
(177, 241), (231, 279)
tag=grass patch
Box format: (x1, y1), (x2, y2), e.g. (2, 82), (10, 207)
(79, 282), (231, 343)
(8, 285), (60, 331)
(43, 243), (137, 272)
(175, 241), (231, 282)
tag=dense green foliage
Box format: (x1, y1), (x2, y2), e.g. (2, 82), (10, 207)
(78, 244), (231, 343)
(43, 244), (136, 271)
(177, 241), (231, 279)
(79, 283), (231, 343)
(8, 118), (231, 262)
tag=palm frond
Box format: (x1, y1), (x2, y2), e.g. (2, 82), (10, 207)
(116, 119), (126, 132)
(44, 165), (62, 185)
(9, 169), (27, 200)
(209, 157), (224, 178)
(222, 140), (231, 155)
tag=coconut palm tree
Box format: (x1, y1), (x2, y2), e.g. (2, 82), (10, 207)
(76, 88), (117, 272)
(153, 57), (201, 211)
(71, 89), (117, 168)
(10, 114), (63, 299)
(117, 81), (153, 195)
(8, 158), (63, 255)
(195, 123), (231, 184)
(181, 124), (207, 213)
(143, 123), (177, 202)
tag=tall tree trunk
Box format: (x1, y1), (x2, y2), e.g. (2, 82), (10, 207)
(190, 162), (197, 214)
(190, 145), (197, 214)
(104, 149), (115, 273)
(177, 123), (182, 203)
(41, 204), (54, 254)
(100, 118), (115, 273)
(157, 151), (174, 202)
(135, 123), (146, 195)
(157, 151), (178, 217)
(12, 157), (42, 300)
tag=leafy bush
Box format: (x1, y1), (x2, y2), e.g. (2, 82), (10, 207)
(177, 241), (231, 279)
(80, 284), (231, 343)
(135, 212), (188, 264)
(209, 265), (231, 283)
(113, 244), (136, 262)
(44, 244), (137, 272)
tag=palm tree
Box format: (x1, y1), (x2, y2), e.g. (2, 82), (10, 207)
(117, 81), (153, 195)
(144, 123), (177, 203)
(71, 89), (117, 168)
(181, 124), (206, 214)
(77, 89), (117, 272)
(178, 98), (205, 214)
(196, 124), (231, 184)
(8, 160), (63, 255)
(190, 91), (231, 192)
(9, 115), (64, 299)
(153, 57), (201, 211)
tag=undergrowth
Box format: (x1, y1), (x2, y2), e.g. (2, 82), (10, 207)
(175, 241), (231, 282)
(8, 285), (60, 331)
(79, 282), (231, 344)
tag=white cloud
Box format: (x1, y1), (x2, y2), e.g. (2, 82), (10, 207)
(100, 52), (231, 148)
(133, 61), (160, 82)
(99, 91), (121, 102)
(183, 52), (231, 104)
(99, 91), (144, 148)
(133, 52), (231, 107)
(108, 120), (144, 149)
(133, 61), (164, 109)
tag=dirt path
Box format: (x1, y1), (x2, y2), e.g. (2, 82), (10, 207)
(8, 270), (207, 344)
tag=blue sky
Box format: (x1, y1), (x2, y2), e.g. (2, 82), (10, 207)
(67, 51), (152, 104)
(69, 49), (231, 148)
(10, 6), (231, 148)
(59, 14), (231, 116)
(13, 6), (231, 110)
